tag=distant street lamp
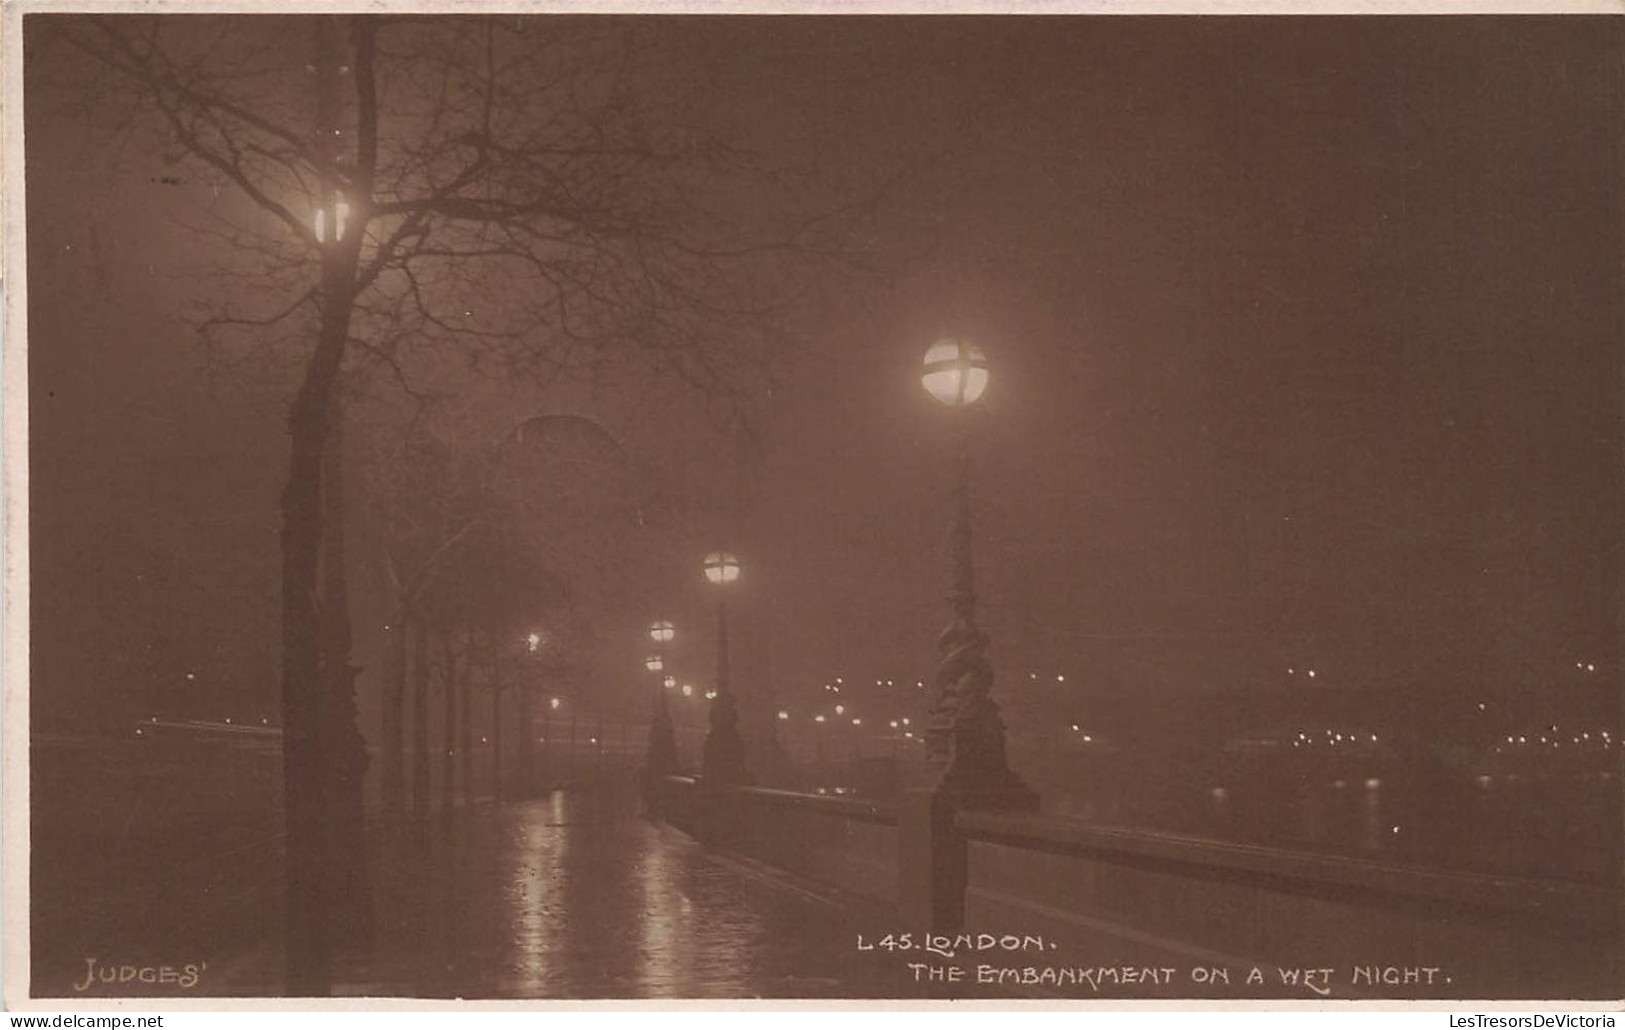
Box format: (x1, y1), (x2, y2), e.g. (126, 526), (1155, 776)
(812, 714), (828, 784)
(700, 552), (749, 785)
(540, 695), (562, 791)
(703, 552), (742, 586)
(703, 551), (786, 784)
(517, 630), (545, 799)
(643, 625), (680, 798)
(920, 337), (1037, 811)
(921, 337), (989, 406)
(313, 195), (351, 244)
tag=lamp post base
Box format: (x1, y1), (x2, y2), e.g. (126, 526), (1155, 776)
(928, 618), (1040, 812)
(700, 692), (751, 787)
(933, 772), (1040, 812)
(644, 693), (681, 820)
(750, 731), (794, 788)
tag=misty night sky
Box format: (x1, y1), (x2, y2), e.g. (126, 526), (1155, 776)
(24, 15), (1622, 739)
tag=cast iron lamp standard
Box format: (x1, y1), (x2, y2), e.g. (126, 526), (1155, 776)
(518, 631), (547, 798)
(643, 636), (680, 783)
(920, 339), (1038, 810)
(543, 695), (561, 790)
(700, 552), (749, 785)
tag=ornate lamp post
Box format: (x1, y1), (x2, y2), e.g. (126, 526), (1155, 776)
(516, 630), (546, 799)
(313, 194), (351, 245)
(920, 338), (1037, 810)
(644, 628), (679, 784)
(700, 552), (749, 785)
(542, 695), (561, 792)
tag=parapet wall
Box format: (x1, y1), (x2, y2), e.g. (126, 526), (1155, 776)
(651, 776), (1621, 999)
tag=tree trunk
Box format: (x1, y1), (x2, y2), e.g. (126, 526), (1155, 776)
(319, 396), (370, 947)
(280, 15), (370, 996)
(619, 706), (629, 778)
(594, 707), (604, 787)
(460, 656), (474, 806)
(541, 705), (552, 790)
(569, 710), (578, 786)
(441, 636), (458, 814)
(279, 357), (337, 996)
(380, 592), (407, 819)
(492, 680), (505, 802)
(410, 618), (430, 819)
(517, 683), (533, 799)
(279, 211), (359, 1000)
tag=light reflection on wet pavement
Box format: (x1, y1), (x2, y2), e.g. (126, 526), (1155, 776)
(341, 788), (896, 999)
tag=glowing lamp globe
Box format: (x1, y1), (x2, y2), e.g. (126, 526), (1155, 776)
(663, 675), (677, 689)
(649, 620), (675, 644)
(921, 338), (989, 406)
(314, 198), (351, 244)
(644, 655), (664, 673)
(703, 552), (741, 586)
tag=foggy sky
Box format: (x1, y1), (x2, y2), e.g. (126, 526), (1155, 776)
(24, 14), (1622, 737)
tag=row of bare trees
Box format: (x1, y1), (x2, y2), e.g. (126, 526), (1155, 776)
(361, 399), (657, 804)
(46, 10), (864, 993)
(385, 619), (567, 816)
(365, 415), (618, 819)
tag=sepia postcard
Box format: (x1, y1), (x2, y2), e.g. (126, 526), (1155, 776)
(3, 0), (1621, 1009)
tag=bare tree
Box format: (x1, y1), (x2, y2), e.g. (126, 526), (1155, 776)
(362, 406), (648, 819)
(51, 12), (856, 994)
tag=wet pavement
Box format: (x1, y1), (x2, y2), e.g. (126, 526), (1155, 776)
(335, 787), (899, 999)
(48, 767), (1536, 1002)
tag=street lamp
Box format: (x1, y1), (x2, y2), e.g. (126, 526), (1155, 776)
(540, 694), (562, 793)
(919, 337), (1037, 811)
(700, 551), (749, 785)
(703, 552), (742, 585)
(517, 630), (548, 798)
(643, 626), (680, 794)
(313, 195), (351, 244)
(519, 628), (562, 797)
(703, 552), (785, 783)
(921, 338), (989, 406)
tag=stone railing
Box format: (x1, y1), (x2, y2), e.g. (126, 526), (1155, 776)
(655, 775), (899, 903)
(953, 807), (1618, 999)
(650, 776), (1621, 998)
